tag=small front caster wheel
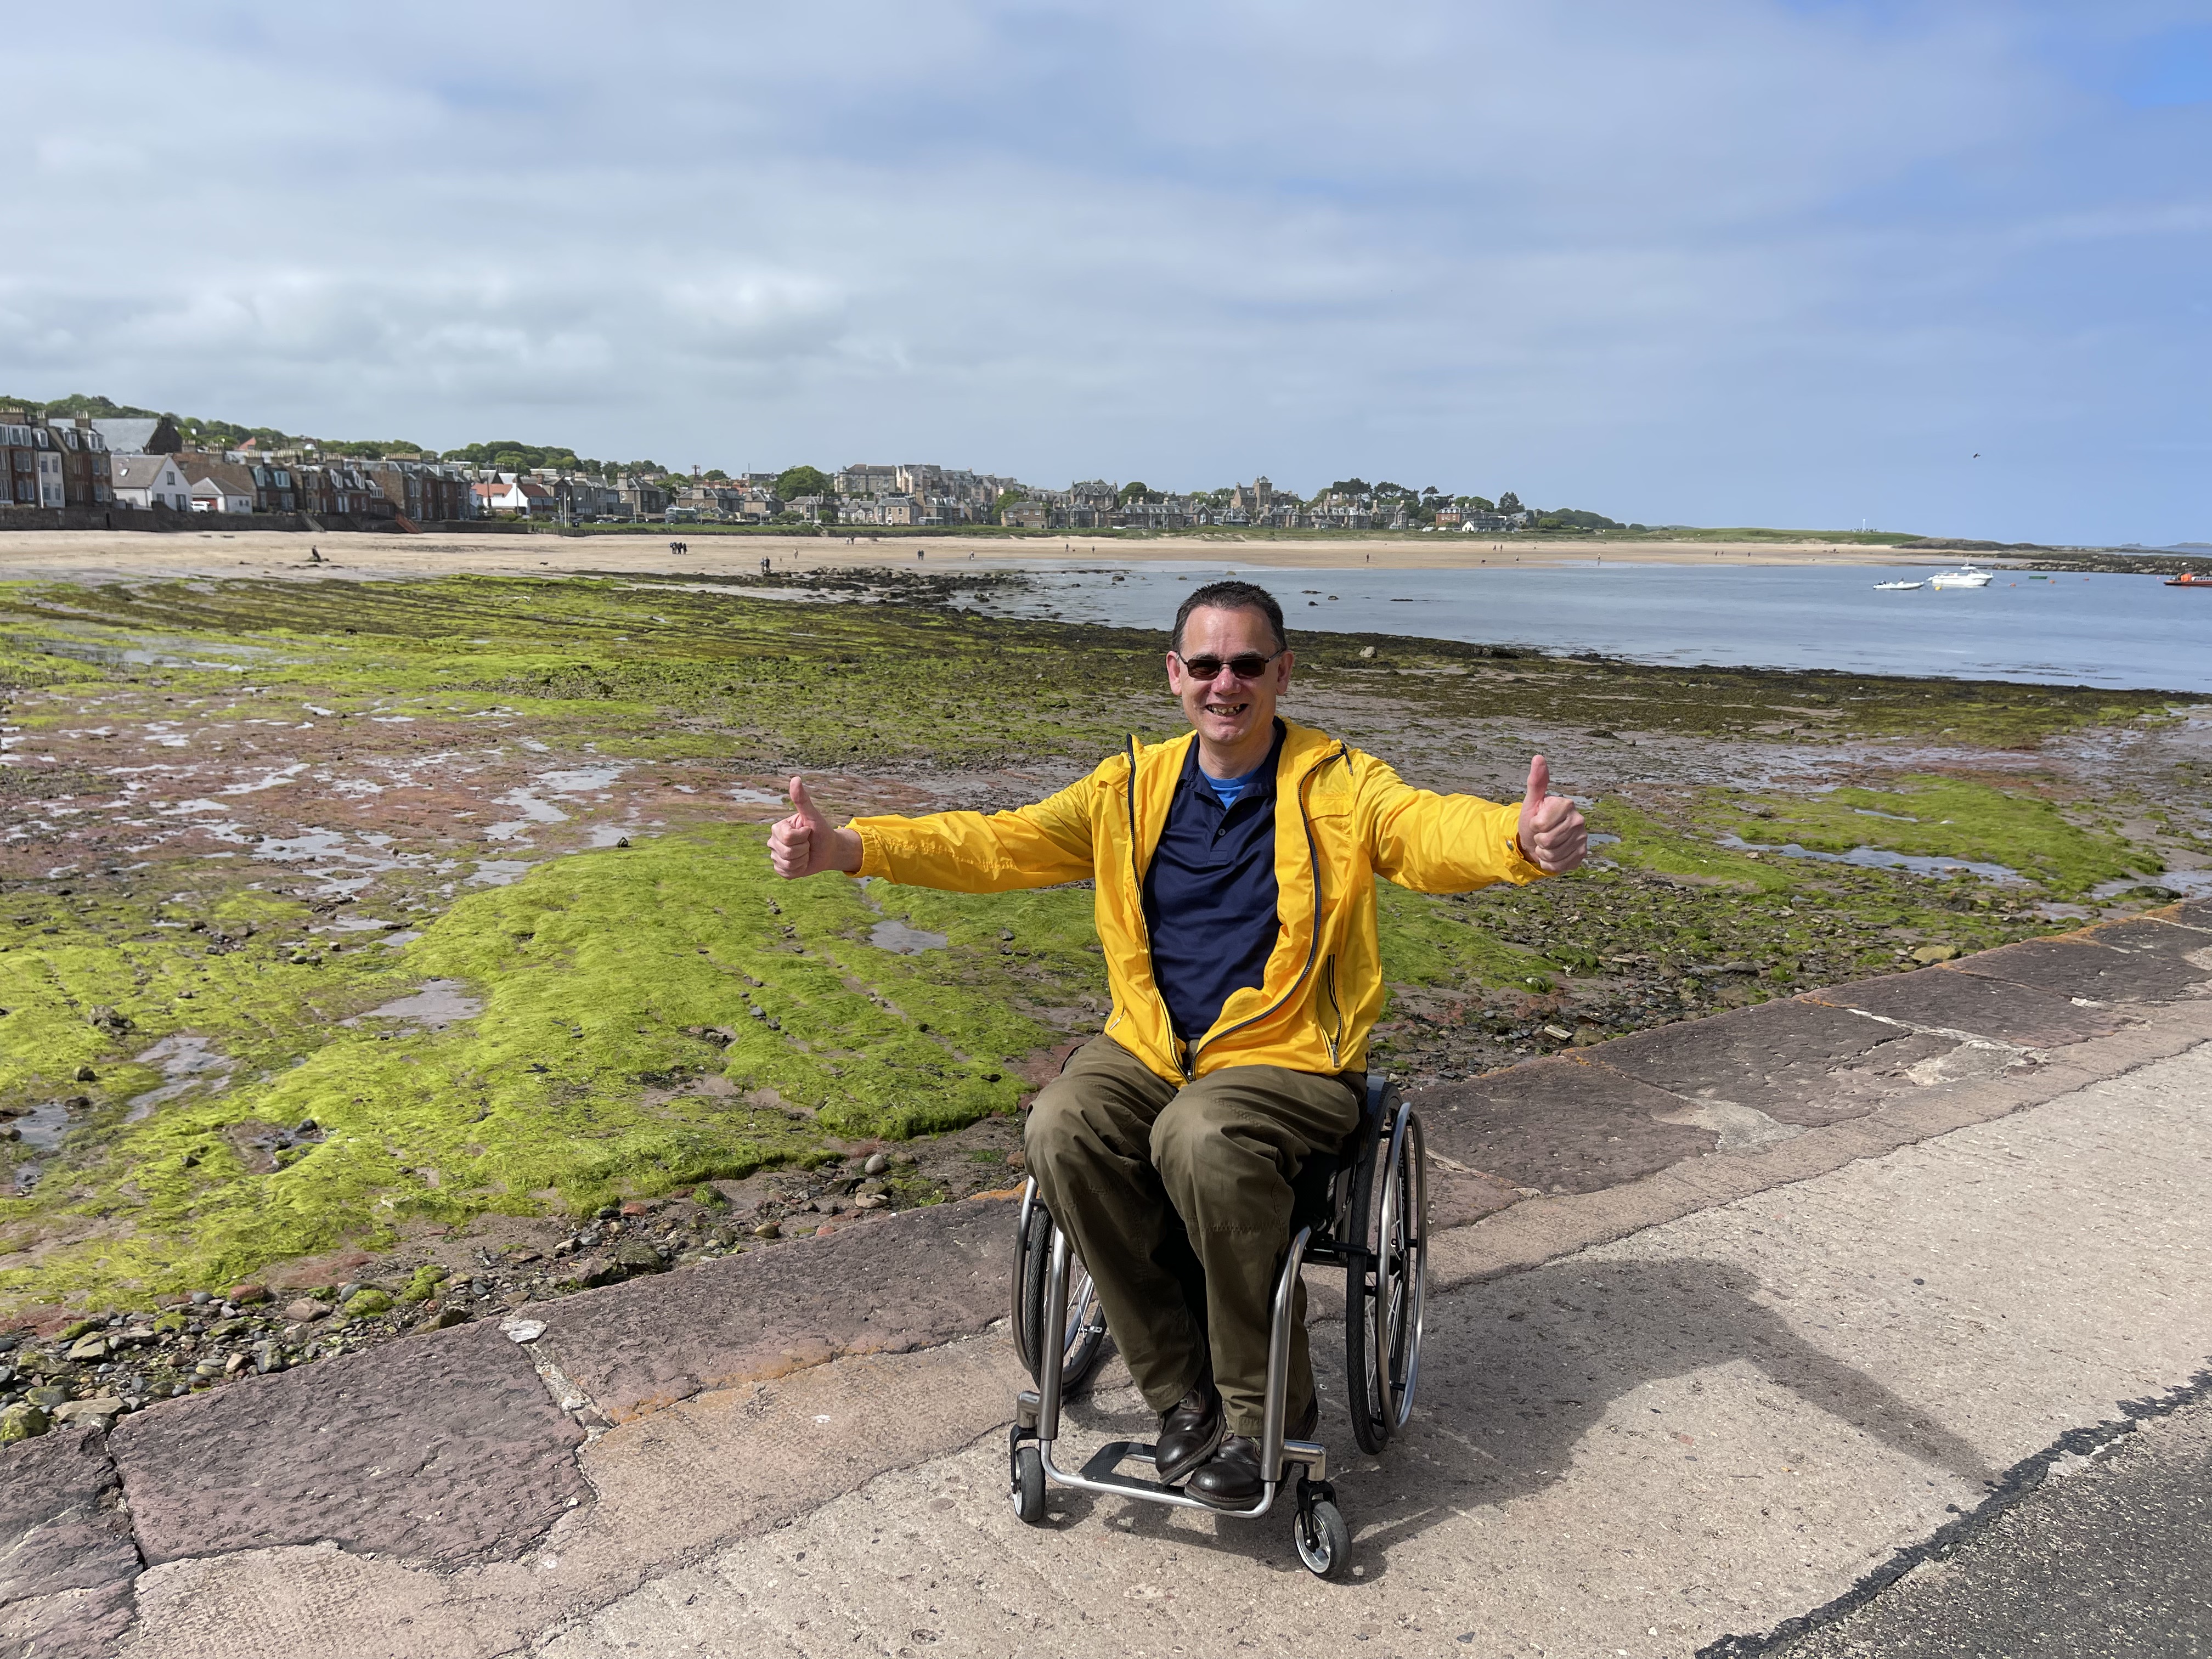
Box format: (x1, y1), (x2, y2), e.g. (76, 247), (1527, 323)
(1294, 1489), (1351, 1578)
(1010, 1443), (1048, 1525)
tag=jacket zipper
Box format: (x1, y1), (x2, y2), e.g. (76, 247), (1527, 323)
(1184, 741), (1347, 1074)
(1322, 955), (1342, 1069)
(1125, 736), (1191, 1078)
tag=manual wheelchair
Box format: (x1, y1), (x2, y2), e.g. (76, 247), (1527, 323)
(1006, 1073), (1427, 1579)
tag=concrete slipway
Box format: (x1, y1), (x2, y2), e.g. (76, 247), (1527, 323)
(5, 902), (2210, 1658)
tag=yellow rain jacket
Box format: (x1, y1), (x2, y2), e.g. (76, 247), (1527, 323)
(851, 719), (1549, 1084)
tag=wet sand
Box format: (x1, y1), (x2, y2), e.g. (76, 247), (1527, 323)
(0, 526), (1955, 586)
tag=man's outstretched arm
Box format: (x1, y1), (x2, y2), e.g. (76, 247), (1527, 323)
(1366, 750), (1587, 891)
(769, 776), (862, 878)
(766, 771), (1098, 890)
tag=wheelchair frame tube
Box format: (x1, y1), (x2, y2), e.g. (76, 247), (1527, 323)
(1036, 1224), (1071, 1445)
(1261, 1225), (1313, 1485)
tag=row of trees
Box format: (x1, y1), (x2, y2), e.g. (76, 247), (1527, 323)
(1087, 477), (1634, 531)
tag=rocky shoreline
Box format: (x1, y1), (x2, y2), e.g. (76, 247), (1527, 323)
(3, 567), (2207, 1425)
(0, 1128), (1035, 1443)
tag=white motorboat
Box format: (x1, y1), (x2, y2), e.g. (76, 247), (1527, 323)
(1872, 580), (1925, 591)
(1930, 562), (1993, 590)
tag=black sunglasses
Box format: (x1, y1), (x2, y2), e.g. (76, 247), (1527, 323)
(1173, 649), (1283, 682)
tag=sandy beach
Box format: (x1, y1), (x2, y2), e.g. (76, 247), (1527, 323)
(0, 526), (1956, 586)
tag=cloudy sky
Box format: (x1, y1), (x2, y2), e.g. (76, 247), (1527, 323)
(8, 2), (2207, 542)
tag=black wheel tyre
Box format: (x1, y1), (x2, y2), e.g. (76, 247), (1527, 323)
(1295, 1496), (1352, 1578)
(1344, 1094), (1391, 1455)
(1011, 1199), (1040, 1376)
(1011, 1443), (1048, 1525)
(1376, 1110), (1428, 1434)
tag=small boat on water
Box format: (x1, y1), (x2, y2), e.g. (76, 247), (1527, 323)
(1872, 580), (1924, 591)
(2166, 572), (2212, 588)
(1931, 562), (1994, 590)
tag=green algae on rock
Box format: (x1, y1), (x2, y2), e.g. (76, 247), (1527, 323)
(1697, 777), (2159, 898)
(0, 828), (1108, 1313)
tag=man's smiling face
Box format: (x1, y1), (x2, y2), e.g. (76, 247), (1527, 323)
(1165, 603), (1293, 757)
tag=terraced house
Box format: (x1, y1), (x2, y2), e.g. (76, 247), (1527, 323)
(0, 410), (112, 507)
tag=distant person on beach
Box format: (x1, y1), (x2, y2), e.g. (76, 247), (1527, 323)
(769, 579), (1584, 1506)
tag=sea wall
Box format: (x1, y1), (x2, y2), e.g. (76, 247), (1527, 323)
(0, 506), (495, 534)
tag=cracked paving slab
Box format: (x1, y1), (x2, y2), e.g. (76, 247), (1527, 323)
(109, 1318), (587, 1571)
(0, 1426), (140, 1659)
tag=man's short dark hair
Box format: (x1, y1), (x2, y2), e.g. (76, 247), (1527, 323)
(1172, 580), (1288, 656)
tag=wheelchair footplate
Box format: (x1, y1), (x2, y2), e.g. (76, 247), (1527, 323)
(1012, 1391), (1331, 1539)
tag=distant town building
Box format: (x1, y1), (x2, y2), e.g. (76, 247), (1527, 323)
(475, 474), (554, 517)
(361, 458), (473, 523)
(180, 456), (255, 514)
(0, 414), (47, 505)
(110, 453), (193, 510)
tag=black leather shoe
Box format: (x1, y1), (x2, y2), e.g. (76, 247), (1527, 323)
(1188, 1396), (1320, 1510)
(1188, 1432), (1265, 1508)
(1152, 1383), (1223, 1484)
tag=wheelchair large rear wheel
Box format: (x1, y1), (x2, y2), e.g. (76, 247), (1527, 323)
(1346, 1101), (1427, 1453)
(1014, 1196), (1108, 1389)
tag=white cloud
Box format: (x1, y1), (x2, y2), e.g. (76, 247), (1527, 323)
(3, 0), (2204, 540)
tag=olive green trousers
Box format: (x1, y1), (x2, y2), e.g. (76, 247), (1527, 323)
(1024, 1033), (1363, 1438)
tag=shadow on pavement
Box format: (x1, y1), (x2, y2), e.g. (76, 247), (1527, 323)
(1039, 1255), (1990, 1584)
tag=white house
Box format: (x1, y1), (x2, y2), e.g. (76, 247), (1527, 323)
(187, 474), (253, 514)
(111, 454), (193, 510)
(472, 474), (554, 516)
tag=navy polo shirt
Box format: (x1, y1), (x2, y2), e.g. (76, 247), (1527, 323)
(1142, 722), (1286, 1043)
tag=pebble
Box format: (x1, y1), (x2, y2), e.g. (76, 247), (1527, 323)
(854, 1192), (889, 1210)
(0, 1402), (52, 1442)
(752, 1222), (781, 1239)
(285, 1298), (333, 1322)
(65, 1335), (109, 1363)
(500, 1317), (548, 1345)
(227, 1282), (271, 1305)
(54, 1396), (124, 1429)
(612, 1240), (667, 1274)
(863, 1152), (890, 1176)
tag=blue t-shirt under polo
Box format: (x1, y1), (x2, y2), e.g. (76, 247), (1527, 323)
(1141, 723), (1286, 1044)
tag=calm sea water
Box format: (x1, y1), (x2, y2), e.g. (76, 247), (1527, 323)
(957, 560), (2212, 695)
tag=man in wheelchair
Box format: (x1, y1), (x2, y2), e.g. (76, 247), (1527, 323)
(769, 579), (1585, 1507)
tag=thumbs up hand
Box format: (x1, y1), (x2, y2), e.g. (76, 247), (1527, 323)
(768, 776), (864, 879)
(1515, 754), (1588, 874)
